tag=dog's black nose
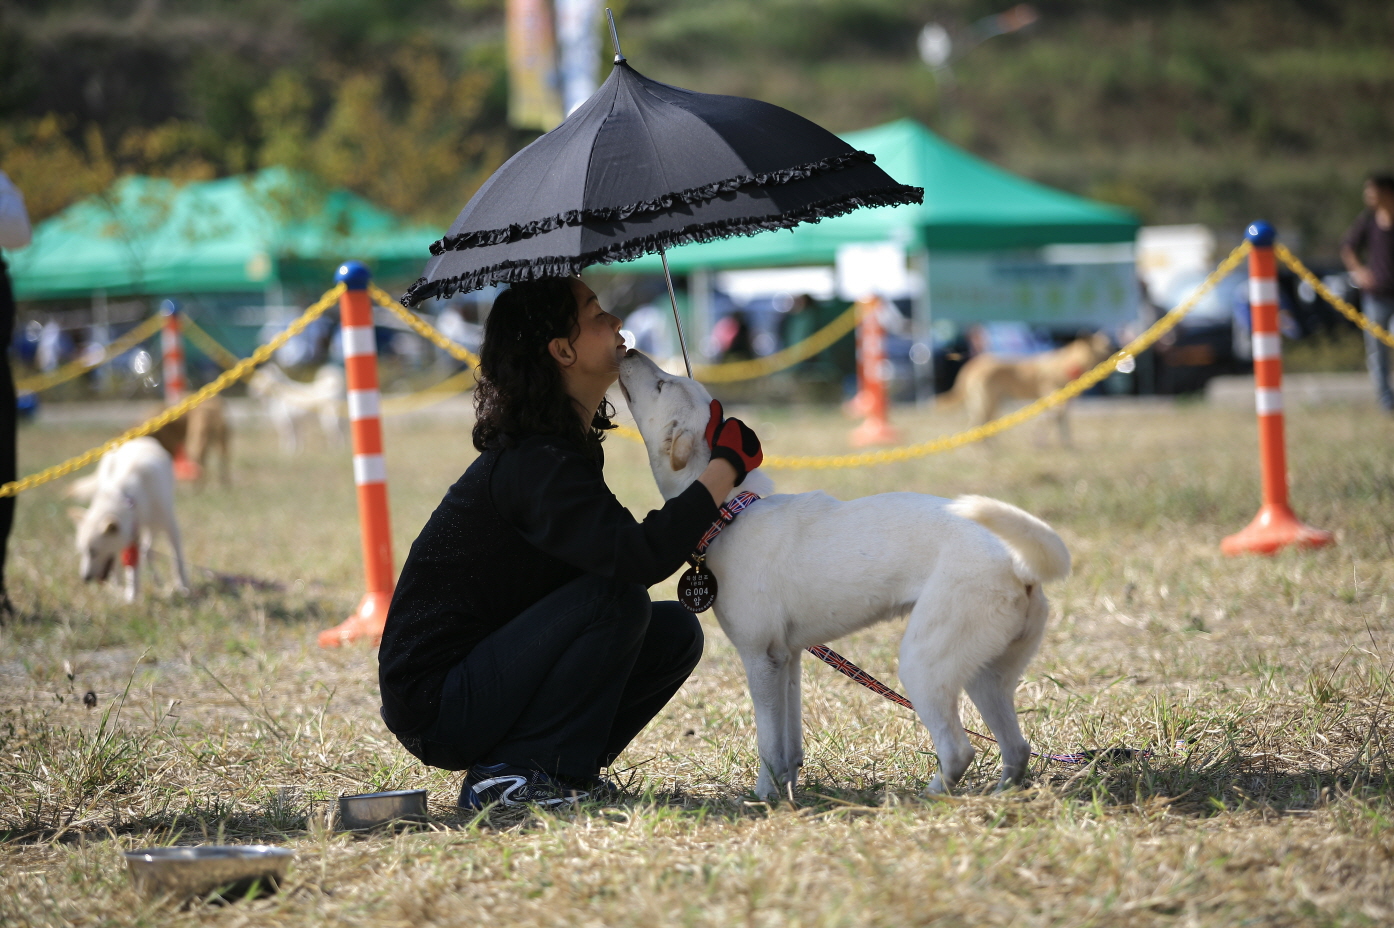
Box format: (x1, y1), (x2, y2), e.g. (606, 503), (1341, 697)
(624, 348), (638, 358)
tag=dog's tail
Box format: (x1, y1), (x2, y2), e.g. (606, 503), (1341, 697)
(947, 495), (1070, 584)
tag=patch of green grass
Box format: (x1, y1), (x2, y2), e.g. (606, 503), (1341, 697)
(2, 399), (1393, 925)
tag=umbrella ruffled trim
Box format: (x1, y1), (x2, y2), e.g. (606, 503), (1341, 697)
(428, 150), (882, 256)
(401, 183), (924, 305)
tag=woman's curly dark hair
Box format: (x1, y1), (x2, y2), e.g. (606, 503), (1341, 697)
(472, 277), (614, 456)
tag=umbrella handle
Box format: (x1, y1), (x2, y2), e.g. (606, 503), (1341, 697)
(606, 9), (626, 64)
(660, 247), (694, 379)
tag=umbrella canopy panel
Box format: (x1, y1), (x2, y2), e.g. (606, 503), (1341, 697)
(623, 119), (1139, 273)
(8, 167), (442, 301)
(405, 62), (922, 304)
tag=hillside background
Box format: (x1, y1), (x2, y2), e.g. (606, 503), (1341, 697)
(1, 0), (1391, 259)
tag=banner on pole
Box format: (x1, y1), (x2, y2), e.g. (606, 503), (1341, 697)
(555, 0), (599, 116)
(507, 0), (564, 131)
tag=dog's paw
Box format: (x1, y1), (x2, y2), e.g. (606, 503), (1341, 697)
(923, 774), (953, 797)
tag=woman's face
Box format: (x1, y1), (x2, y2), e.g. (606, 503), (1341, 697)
(562, 278), (625, 383)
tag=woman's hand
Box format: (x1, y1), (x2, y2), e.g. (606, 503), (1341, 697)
(703, 400), (764, 487)
(697, 457), (739, 506)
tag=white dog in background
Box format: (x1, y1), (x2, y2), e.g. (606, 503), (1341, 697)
(71, 437), (189, 602)
(618, 350), (1071, 799)
(247, 363), (345, 454)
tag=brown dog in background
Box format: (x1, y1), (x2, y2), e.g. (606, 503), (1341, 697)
(152, 395), (231, 486)
(939, 332), (1113, 446)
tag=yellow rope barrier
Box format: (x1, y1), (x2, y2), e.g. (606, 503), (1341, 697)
(14, 312), (166, 394)
(691, 305), (858, 383)
(0, 285), (345, 498)
(177, 296), (476, 418)
(369, 284), (482, 367)
(368, 284), (858, 384)
(1275, 243), (1394, 350)
(613, 243), (1253, 469)
(180, 315), (245, 371)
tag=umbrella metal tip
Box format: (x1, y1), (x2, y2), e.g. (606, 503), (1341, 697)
(606, 8), (626, 63)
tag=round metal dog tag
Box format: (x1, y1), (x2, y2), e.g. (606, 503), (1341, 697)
(677, 563), (717, 613)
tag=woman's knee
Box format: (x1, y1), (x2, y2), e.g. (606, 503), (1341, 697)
(652, 601), (705, 669)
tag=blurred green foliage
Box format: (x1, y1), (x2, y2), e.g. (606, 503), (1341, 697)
(0, 0), (1390, 256)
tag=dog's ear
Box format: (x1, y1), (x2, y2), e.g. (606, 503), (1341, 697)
(669, 428), (697, 471)
(67, 506), (87, 525)
(101, 518), (120, 536)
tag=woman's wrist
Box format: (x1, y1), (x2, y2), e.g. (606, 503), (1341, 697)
(697, 458), (738, 506)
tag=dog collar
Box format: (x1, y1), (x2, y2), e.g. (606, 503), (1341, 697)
(692, 490), (760, 560)
(679, 490), (760, 614)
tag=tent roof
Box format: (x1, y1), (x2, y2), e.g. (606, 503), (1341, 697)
(7, 168), (443, 301)
(619, 119), (1138, 273)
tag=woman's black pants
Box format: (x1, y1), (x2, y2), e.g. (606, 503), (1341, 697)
(402, 573), (703, 780)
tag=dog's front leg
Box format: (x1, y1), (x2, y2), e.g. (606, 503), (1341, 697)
(783, 650), (804, 786)
(123, 555), (139, 603)
(163, 524), (191, 594)
(739, 644), (795, 802)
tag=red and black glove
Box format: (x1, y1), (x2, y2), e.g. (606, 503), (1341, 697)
(704, 399), (763, 485)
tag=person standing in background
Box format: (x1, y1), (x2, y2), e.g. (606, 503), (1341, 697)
(0, 172), (30, 618)
(1341, 173), (1394, 413)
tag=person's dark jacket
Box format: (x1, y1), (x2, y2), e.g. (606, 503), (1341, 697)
(377, 432), (718, 736)
(1343, 209), (1394, 297)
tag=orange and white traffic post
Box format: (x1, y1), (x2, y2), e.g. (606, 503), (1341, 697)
(1220, 222), (1334, 556)
(159, 300), (201, 481)
(849, 296), (901, 447)
(318, 261), (397, 647)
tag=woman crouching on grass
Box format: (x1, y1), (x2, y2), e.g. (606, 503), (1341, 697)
(377, 277), (764, 808)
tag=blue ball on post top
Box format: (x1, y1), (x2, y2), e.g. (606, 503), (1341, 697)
(1245, 221), (1276, 246)
(336, 261), (372, 290)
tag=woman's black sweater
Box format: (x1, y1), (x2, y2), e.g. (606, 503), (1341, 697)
(377, 433), (718, 737)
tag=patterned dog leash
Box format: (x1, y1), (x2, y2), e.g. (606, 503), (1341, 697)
(804, 645), (1147, 765)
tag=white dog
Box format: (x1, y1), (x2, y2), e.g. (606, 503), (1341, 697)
(71, 437), (190, 602)
(247, 363), (345, 454)
(618, 351), (1071, 799)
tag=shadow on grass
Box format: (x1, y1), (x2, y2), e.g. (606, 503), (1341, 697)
(10, 757), (1394, 849)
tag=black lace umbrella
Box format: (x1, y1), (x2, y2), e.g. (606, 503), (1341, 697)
(403, 13), (922, 375)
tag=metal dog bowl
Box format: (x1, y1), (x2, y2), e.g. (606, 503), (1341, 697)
(123, 845), (294, 900)
(338, 789), (428, 829)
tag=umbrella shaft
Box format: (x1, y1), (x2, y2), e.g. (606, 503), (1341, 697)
(660, 247), (694, 378)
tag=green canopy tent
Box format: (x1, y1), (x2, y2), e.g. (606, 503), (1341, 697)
(7, 167), (442, 301)
(618, 118), (1138, 273)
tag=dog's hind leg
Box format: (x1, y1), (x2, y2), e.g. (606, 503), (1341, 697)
(739, 643), (796, 802)
(966, 585), (1049, 790)
(899, 599), (982, 795)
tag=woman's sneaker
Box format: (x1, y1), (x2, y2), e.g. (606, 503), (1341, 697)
(458, 763), (590, 810)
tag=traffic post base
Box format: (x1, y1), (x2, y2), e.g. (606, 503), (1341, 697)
(317, 590), (393, 648)
(849, 415), (902, 447)
(1221, 503), (1334, 556)
(172, 446), (201, 482)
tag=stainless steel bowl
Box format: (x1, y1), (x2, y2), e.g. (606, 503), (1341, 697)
(337, 789), (428, 829)
(123, 845), (295, 900)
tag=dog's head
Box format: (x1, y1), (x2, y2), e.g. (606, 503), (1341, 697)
(72, 499), (134, 584)
(618, 350), (715, 500)
(618, 350), (774, 501)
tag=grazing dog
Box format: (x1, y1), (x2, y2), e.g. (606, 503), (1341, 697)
(618, 350), (1070, 799)
(151, 396), (232, 486)
(247, 363), (345, 454)
(71, 437), (189, 602)
(940, 332), (1113, 445)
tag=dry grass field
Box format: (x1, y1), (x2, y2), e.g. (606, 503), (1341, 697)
(2, 394), (1394, 926)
